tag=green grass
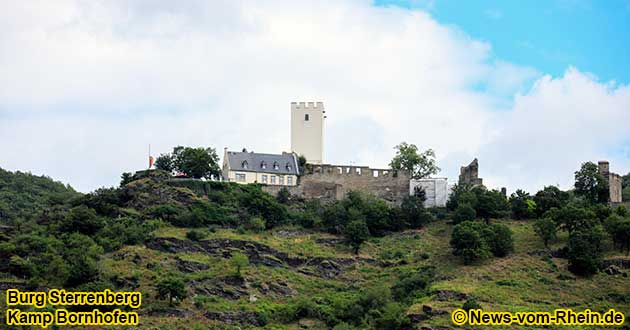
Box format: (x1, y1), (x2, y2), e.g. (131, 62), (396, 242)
(97, 219), (630, 329)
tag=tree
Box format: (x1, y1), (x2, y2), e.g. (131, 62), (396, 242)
(509, 189), (536, 219)
(156, 277), (187, 306)
(567, 226), (604, 275)
(450, 221), (491, 264)
(545, 205), (596, 234)
(533, 186), (570, 217)
(120, 172), (133, 186)
(60, 205), (104, 235)
(230, 252), (249, 277)
(604, 215), (630, 254)
(344, 217), (370, 254)
(389, 142), (440, 179)
(453, 204), (476, 224)
(446, 183), (477, 211)
(400, 195), (431, 228)
(534, 218), (557, 248)
(474, 187), (509, 223)
(574, 162), (609, 204)
(172, 146), (221, 179)
(154, 153), (175, 173)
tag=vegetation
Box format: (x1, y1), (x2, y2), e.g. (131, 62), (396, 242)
(0, 155), (629, 329)
(574, 161), (609, 204)
(389, 142), (440, 179)
(155, 146), (221, 179)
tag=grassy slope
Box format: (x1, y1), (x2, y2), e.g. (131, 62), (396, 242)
(97, 219), (629, 330)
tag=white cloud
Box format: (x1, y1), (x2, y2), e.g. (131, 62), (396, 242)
(0, 0), (628, 193)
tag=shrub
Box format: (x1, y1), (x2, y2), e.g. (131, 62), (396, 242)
(462, 298), (481, 311)
(450, 221), (491, 264)
(246, 216), (266, 232)
(391, 267), (434, 301)
(485, 224), (514, 257)
(533, 186), (570, 217)
(453, 204), (476, 224)
(344, 217), (370, 254)
(509, 189), (536, 219)
(230, 252), (249, 277)
(400, 195), (431, 228)
(186, 229), (206, 241)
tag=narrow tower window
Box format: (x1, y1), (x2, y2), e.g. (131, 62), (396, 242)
(304, 114), (309, 121)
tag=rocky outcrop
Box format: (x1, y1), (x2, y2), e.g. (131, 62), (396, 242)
(147, 237), (373, 279)
(431, 290), (470, 302)
(204, 311), (263, 326)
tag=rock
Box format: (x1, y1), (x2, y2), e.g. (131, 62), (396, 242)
(314, 237), (346, 246)
(249, 294), (258, 302)
(603, 265), (623, 275)
(273, 229), (311, 238)
(175, 257), (209, 273)
(316, 260), (342, 279)
(432, 290), (470, 301)
(146, 308), (192, 318)
(204, 311), (262, 326)
(601, 257), (630, 270)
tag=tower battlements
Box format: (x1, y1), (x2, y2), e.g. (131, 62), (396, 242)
(291, 101), (324, 110)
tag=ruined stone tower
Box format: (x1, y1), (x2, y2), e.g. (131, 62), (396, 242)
(598, 161), (623, 203)
(459, 158), (483, 186)
(291, 102), (325, 164)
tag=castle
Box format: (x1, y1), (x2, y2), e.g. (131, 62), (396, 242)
(223, 101), (449, 206)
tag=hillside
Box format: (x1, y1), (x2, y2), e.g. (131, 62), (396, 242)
(0, 169), (628, 329)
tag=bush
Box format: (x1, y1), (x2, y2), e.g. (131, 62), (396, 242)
(485, 224), (514, 257)
(186, 229), (206, 241)
(450, 221), (491, 264)
(533, 186), (570, 217)
(230, 252), (249, 277)
(400, 195), (431, 228)
(604, 215), (630, 254)
(246, 216), (266, 232)
(391, 267), (434, 301)
(344, 217), (370, 254)
(462, 298), (481, 311)
(453, 204), (476, 224)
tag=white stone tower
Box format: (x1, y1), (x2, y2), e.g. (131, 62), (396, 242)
(291, 101), (325, 164)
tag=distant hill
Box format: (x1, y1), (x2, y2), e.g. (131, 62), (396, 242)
(0, 167), (79, 224)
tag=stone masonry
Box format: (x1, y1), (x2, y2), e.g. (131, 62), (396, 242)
(458, 158), (483, 186)
(262, 164), (411, 204)
(598, 161), (622, 203)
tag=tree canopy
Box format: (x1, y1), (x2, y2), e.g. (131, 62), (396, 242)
(155, 146), (221, 179)
(389, 142), (440, 179)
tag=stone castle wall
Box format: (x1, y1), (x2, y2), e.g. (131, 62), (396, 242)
(262, 164), (411, 204)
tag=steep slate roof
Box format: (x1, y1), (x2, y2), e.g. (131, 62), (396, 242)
(226, 151), (299, 175)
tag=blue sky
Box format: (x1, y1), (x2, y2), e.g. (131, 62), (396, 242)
(376, 0), (630, 84)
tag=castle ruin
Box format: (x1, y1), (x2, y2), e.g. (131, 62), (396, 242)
(598, 161), (623, 203)
(458, 158), (483, 186)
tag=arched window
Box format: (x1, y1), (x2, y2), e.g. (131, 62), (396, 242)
(242, 161), (248, 169)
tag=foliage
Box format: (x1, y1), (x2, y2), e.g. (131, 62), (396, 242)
(156, 277), (187, 306)
(533, 185), (570, 216)
(604, 214), (630, 254)
(534, 218), (557, 248)
(453, 203), (476, 224)
(509, 189), (536, 219)
(450, 221), (514, 264)
(567, 225), (605, 275)
(574, 162), (609, 204)
(389, 142), (440, 179)
(276, 187), (291, 204)
(344, 218), (370, 253)
(399, 195), (432, 228)
(544, 204), (596, 234)
(391, 266), (434, 302)
(186, 229), (206, 241)
(450, 221), (491, 264)
(156, 146), (221, 179)
(230, 252), (249, 277)
(462, 298), (481, 311)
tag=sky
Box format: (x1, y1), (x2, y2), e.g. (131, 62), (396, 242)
(0, 0), (629, 193)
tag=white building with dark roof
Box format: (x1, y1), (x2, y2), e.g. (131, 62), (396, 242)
(222, 148), (300, 186)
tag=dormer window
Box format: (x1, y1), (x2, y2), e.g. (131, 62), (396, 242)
(286, 163), (292, 171)
(242, 161), (248, 169)
(273, 162), (279, 170)
(261, 161), (267, 169)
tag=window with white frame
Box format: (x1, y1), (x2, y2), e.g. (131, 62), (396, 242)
(261, 175), (268, 183)
(235, 173), (246, 182)
(270, 176), (276, 184)
(279, 176), (284, 185)
(287, 177), (293, 185)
